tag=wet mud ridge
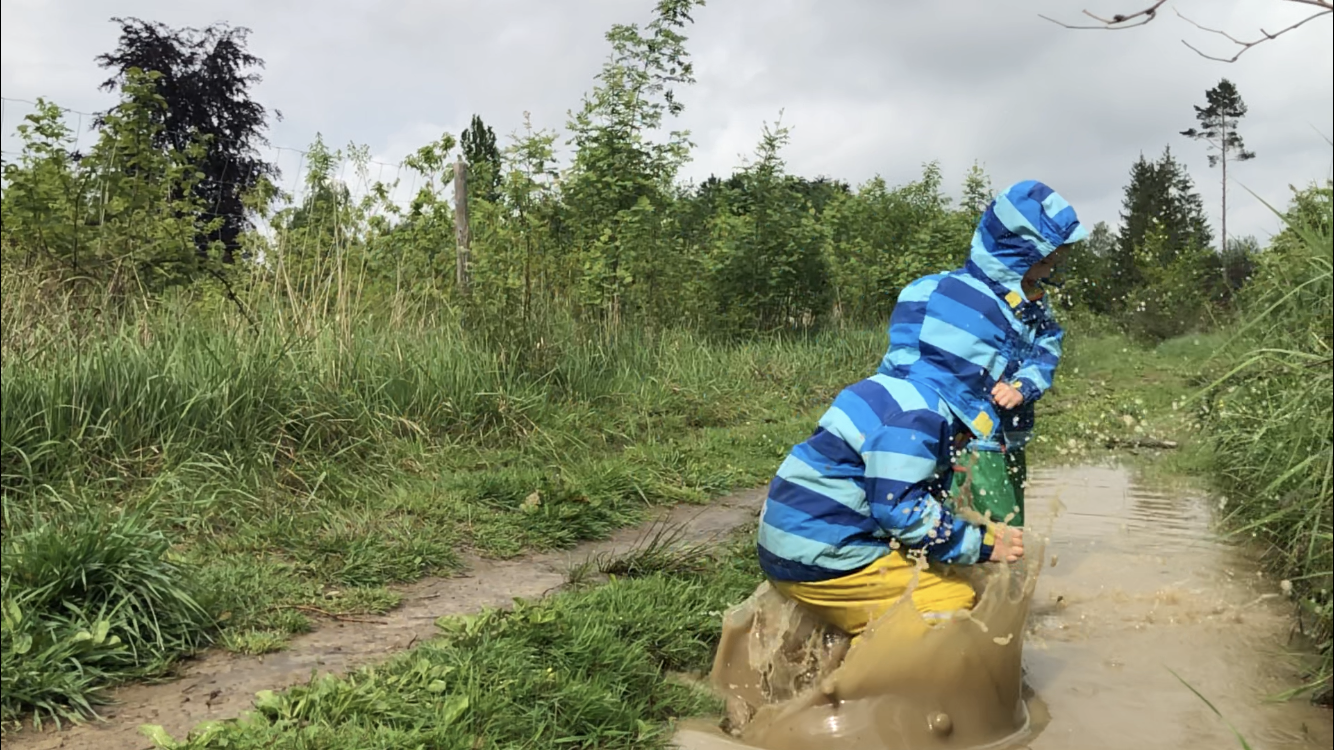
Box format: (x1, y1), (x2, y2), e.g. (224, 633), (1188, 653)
(6, 490), (766, 750)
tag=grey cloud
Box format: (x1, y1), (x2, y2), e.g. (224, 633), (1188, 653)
(3, 0), (1330, 240)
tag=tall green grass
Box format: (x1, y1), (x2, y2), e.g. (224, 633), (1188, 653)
(0, 266), (886, 728)
(139, 529), (763, 750)
(1196, 183), (1333, 703)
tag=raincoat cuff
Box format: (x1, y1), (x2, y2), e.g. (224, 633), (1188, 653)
(1014, 378), (1043, 403)
(978, 524), (997, 563)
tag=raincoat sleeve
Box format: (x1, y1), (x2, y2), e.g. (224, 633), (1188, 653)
(861, 416), (995, 565)
(1010, 312), (1063, 405)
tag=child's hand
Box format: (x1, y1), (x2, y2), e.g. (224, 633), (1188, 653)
(991, 381), (1024, 410)
(989, 527), (1025, 563)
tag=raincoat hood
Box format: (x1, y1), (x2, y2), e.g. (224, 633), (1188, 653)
(964, 179), (1089, 314)
(879, 180), (1087, 441)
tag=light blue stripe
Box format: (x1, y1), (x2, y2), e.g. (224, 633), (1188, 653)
(887, 348), (919, 368)
(1039, 190), (1072, 220)
(868, 373), (930, 412)
(919, 317), (1009, 380)
(970, 234), (1022, 288)
(818, 407), (865, 452)
(757, 522), (884, 567)
(994, 193), (1056, 257)
(897, 276), (939, 303)
(776, 455), (870, 515)
(863, 451), (938, 483)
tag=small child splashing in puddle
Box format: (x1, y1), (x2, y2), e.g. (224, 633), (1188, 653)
(755, 180), (1088, 638)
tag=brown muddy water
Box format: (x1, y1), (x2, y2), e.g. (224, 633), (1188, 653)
(677, 464), (1333, 750)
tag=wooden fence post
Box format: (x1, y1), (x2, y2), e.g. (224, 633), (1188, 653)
(453, 157), (471, 297)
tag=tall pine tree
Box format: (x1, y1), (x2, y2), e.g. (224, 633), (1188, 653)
(1111, 147), (1213, 307)
(1181, 78), (1256, 256)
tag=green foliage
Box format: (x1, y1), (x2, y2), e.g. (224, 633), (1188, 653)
(823, 161), (970, 323)
(1, 70), (222, 296)
(702, 119), (833, 334)
(1086, 147), (1223, 342)
(1197, 180), (1333, 703)
(461, 114), (502, 203)
(143, 535), (761, 750)
(1181, 78), (1257, 171)
(1, 504), (215, 729)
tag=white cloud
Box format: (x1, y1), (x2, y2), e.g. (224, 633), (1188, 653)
(3, 0), (1330, 240)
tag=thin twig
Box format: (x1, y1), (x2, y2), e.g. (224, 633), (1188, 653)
(1039, 0), (1168, 30)
(1040, 1), (1333, 63)
(1176, 5), (1333, 62)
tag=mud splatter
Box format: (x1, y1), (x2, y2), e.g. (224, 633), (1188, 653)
(680, 465), (1333, 750)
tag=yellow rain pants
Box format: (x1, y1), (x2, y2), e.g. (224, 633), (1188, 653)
(768, 549), (978, 638)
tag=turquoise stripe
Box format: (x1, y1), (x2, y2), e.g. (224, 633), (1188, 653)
(757, 521), (884, 568)
(897, 276), (937, 303)
(919, 316), (1009, 379)
(887, 347), (919, 368)
(863, 450), (938, 482)
(868, 373), (930, 412)
(776, 455), (870, 515)
(1039, 189), (1071, 218)
(818, 406), (865, 452)
(970, 233), (1022, 287)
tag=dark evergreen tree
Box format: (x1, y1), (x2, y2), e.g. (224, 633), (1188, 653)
(460, 114), (502, 203)
(95, 17), (280, 264)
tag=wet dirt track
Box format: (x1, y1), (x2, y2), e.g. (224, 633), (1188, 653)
(4, 490), (766, 750)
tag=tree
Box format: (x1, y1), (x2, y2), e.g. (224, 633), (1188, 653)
(1057, 220), (1116, 313)
(460, 114), (502, 203)
(95, 17), (280, 264)
(560, 0), (706, 323)
(1181, 78), (1256, 256)
(1117, 146), (1212, 271)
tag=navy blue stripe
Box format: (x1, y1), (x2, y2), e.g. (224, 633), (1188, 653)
(937, 276), (1011, 326)
(918, 340), (997, 388)
(845, 379), (906, 426)
(804, 426), (864, 467)
(757, 543), (869, 583)
(889, 299), (927, 328)
(767, 477), (877, 534)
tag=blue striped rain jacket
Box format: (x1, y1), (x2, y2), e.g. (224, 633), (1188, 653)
(756, 180), (1087, 584)
(877, 180), (1088, 451)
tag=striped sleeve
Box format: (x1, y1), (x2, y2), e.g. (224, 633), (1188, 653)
(1012, 313), (1063, 403)
(861, 412), (992, 565)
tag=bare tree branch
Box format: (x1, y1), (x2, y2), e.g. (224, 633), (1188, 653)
(1039, 0), (1168, 30)
(1175, 6), (1332, 62)
(1041, 0), (1333, 63)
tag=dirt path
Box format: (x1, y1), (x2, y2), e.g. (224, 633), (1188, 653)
(6, 490), (765, 750)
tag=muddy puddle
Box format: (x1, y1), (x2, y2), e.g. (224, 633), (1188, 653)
(4, 491), (766, 750)
(679, 464), (1333, 750)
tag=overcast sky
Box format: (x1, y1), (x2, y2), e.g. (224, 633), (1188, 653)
(3, 0), (1331, 242)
